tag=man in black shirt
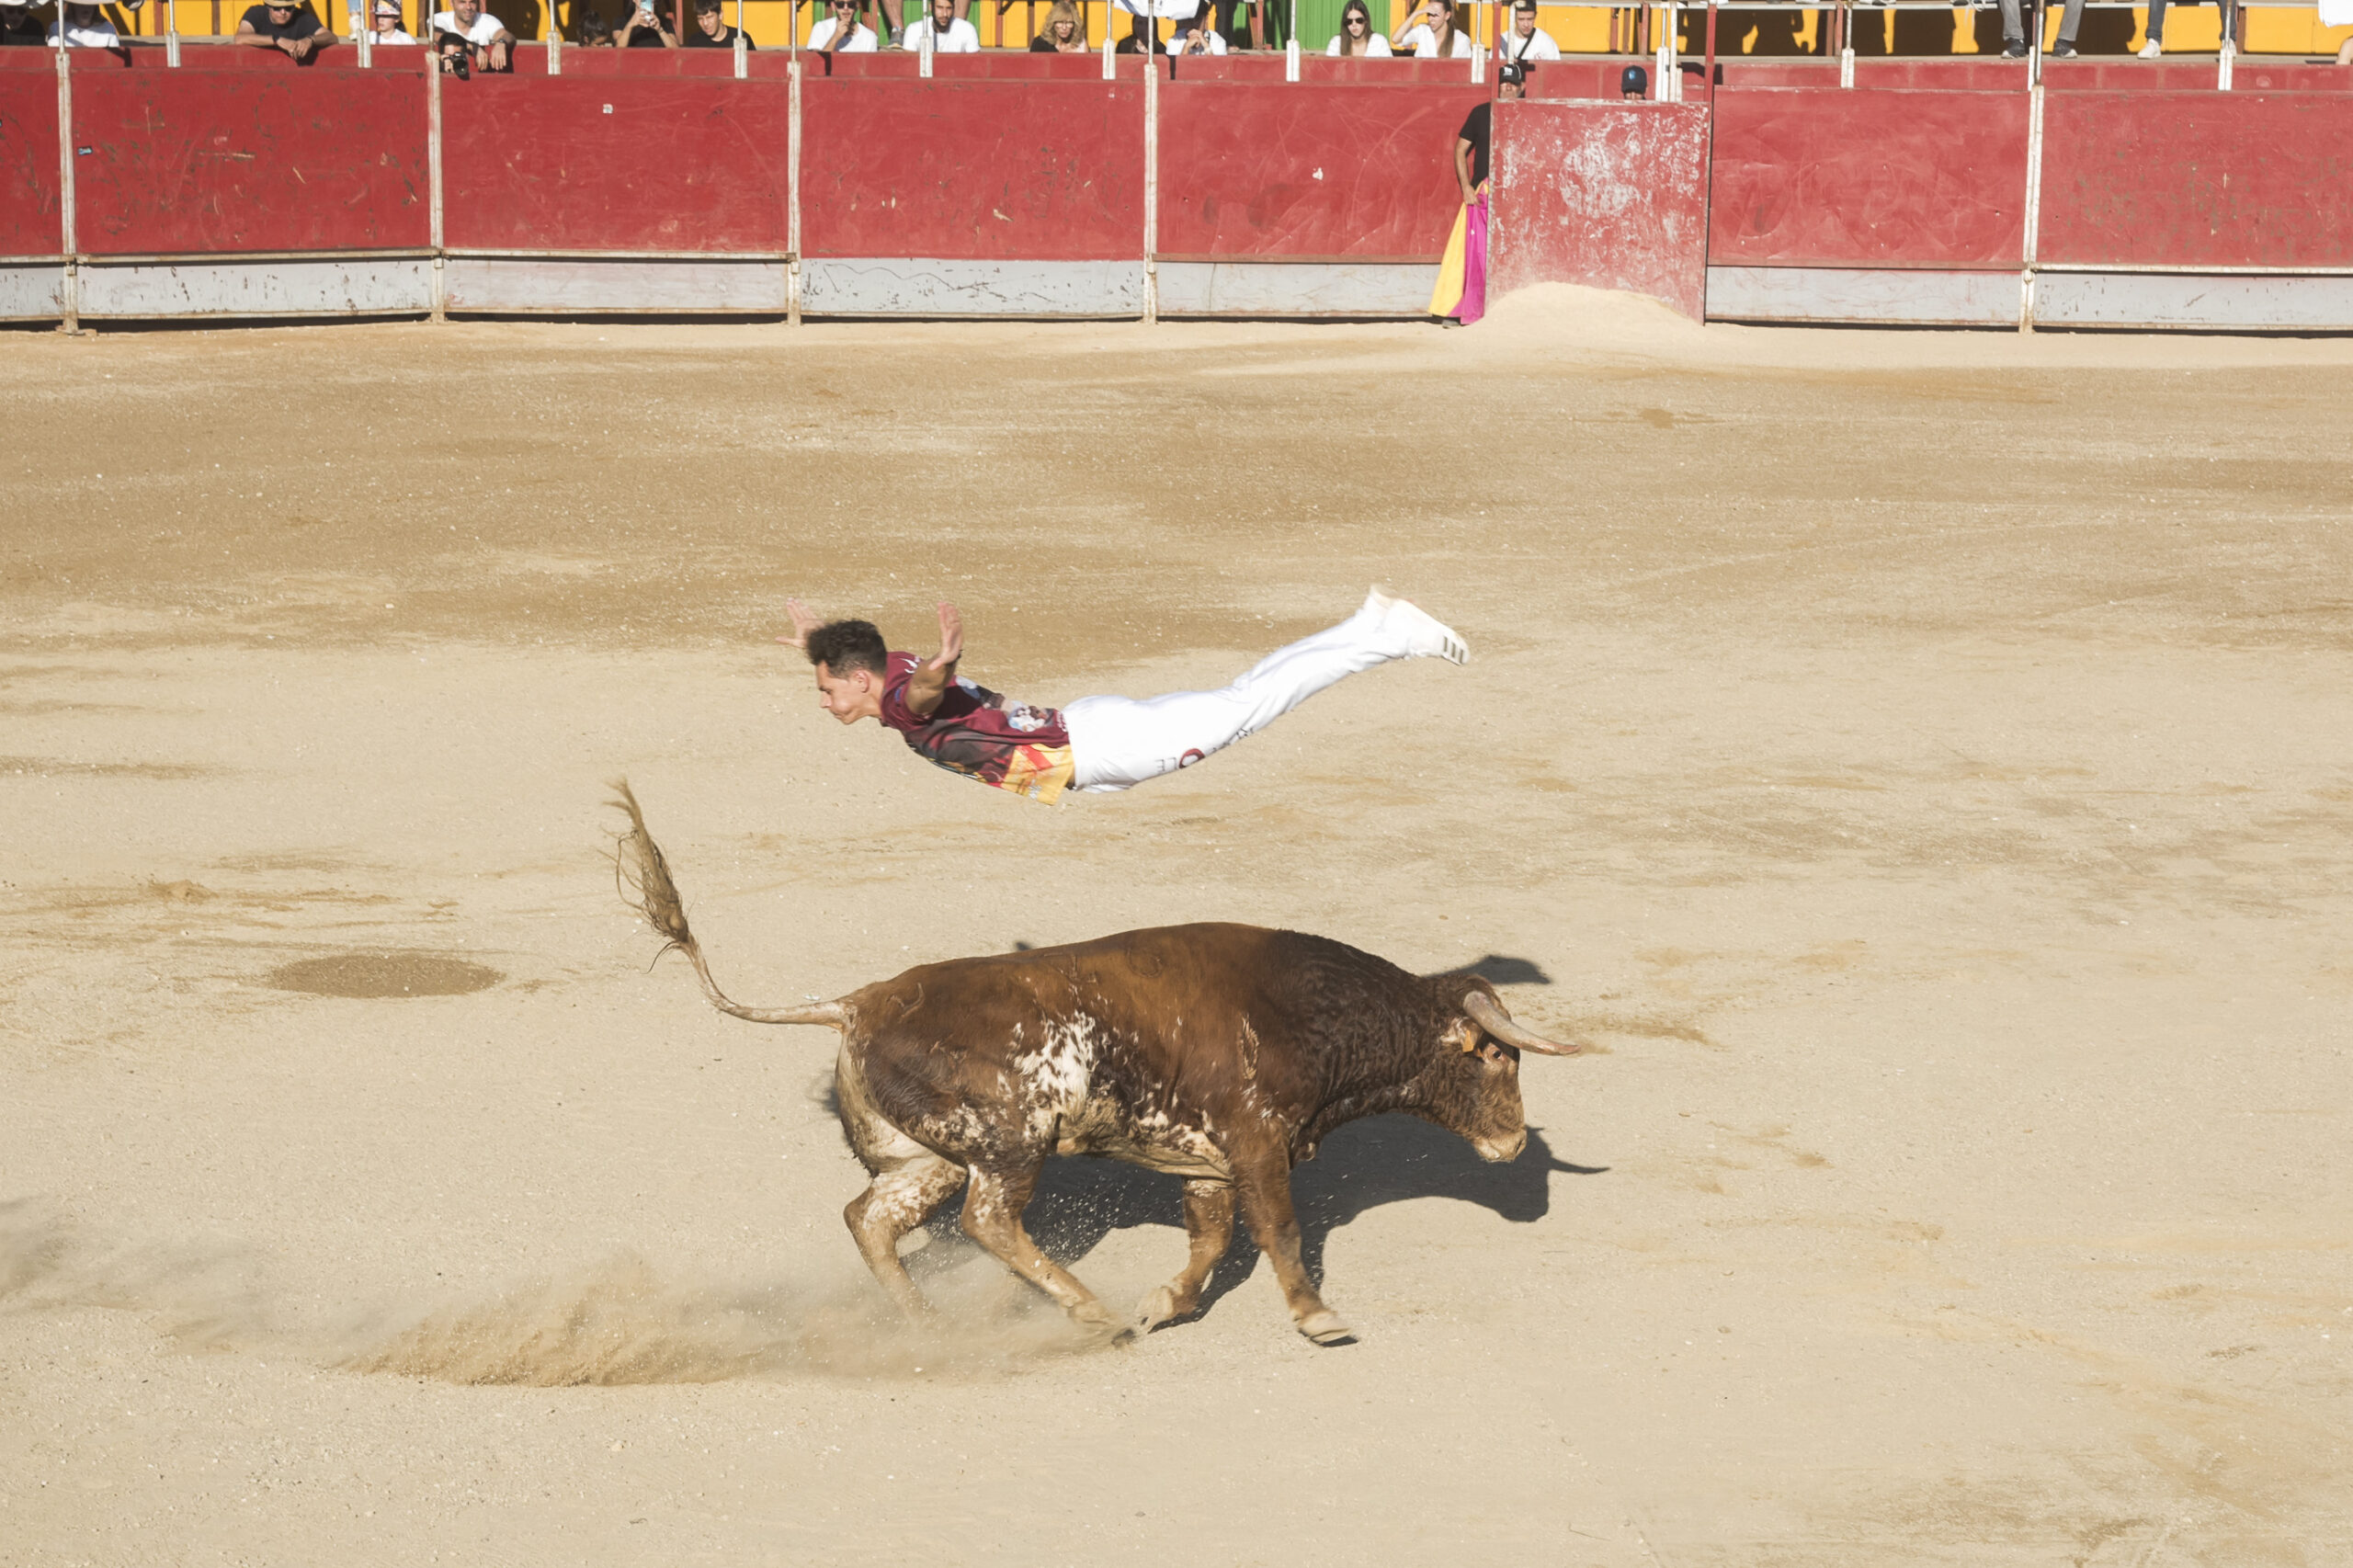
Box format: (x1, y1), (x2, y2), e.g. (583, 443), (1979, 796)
(235, 0), (336, 58)
(618, 0), (678, 44)
(0, 0), (48, 46)
(683, 0), (752, 44)
(1454, 60), (1523, 208)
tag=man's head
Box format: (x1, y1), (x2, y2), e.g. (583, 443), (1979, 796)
(1510, 0), (1534, 37)
(1497, 60), (1525, 98)
(262, 0), (299, 24)
(1620, 62), (1647, 98)
(371, 0), (401, 29)
(805, 619), (890, 724)
(827, 0), (857, 29)
(451, 0), (479, 23)
(927, 0), (950, 28)
(695, 0), (723, 32)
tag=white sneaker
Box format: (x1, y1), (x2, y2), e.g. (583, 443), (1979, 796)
(1364, 585), (1469, 665)
(2137, 38), (2162, 55)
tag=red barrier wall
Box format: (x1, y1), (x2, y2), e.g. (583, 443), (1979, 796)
(2038, 91), (2353, 268)
(1490, 98), (1709, 319)
(1155, 82), (1482, 261)
(0, 71), (61, 257)
(1709, 86), (2026, 267)
(440, 76), (793, 253)
(71, 69), (430, 255)
(798, 79), (1142, 259)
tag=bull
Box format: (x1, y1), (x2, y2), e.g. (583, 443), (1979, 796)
(612, 782), (1581, 1344)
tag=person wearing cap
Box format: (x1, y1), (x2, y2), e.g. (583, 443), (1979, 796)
(236, 0), (336, 57)
(1, 0), (51, 45)
(807, 0), (877, 50)
(428, 0), (512, 67)
(903, 0), (977, 50)
(369, 0), (415, 41)
(1619, 62), (1646, 97)
(47, 0), (121, 44)
(684, 0), (755, 44)
(1500, 0), (1557, 61)
(1429, 60), (1524, 327)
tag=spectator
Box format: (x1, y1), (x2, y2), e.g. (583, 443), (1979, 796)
(904, 0), (976, 49)
(1027, 0), (1085, 50)
(49, 0), (121, 44)
(1499, 0), (1556, 61)
(2000, 0), (2078, 55)
(2138, 0), (2227, 55)
(617, 0), (676, 43)
(1392, 0), (1470, 58)
(0, 0), (44, 46)
(1327, 0), (1391, 54)
(236, 0), (336, 56)
(1113, 0), (1188, 52)
(1430, 59), (1523, 327)
(1169, 9), (1222, 51)
(685, 0), (753, 44)
(429, 0), (512, 66)
(370, 0), (415, 41)
(576, 4), (612, 39)
(1619, 62), (1644, 97)
(808, 0), (876, 49)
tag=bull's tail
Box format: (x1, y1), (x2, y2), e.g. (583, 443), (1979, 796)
(608, 778), (847, 1029)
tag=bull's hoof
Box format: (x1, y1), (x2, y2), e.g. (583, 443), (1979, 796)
(1297, 1310), (1356, 1346)
(1071, 1301), (1135, 1345)
(1135, 1286), (1182, 1333)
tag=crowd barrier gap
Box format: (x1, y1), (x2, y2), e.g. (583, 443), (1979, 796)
(3, 38), (2347, 331)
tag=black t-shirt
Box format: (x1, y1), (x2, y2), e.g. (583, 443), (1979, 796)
(1027, 32), (1060, 50)
(1458, 101), (1492, 187)
(241, 1), (326, 38)
(684, 20), (752, 44)
(621, 9), (675, 42)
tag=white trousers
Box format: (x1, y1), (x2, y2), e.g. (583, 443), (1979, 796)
(1064, 603), (1414, 792)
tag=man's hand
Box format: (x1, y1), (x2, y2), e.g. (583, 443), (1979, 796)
(775, 597), (823, 650)
(925, 601), (962, 675)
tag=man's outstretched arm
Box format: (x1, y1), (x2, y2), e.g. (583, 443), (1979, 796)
(898, 602), (962, 719)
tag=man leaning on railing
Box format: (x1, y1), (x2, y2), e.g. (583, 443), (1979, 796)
(237, 0), (337, 59)
(428, 0), (512, 71)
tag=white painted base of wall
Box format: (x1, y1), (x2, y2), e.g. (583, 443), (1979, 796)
(79, 257), (434, 319)
(443, 256), (790, 315)
(2033, 271), (2353, 332)
(1705, 267), (2020, 327)
(1156, 261), (1439, 318)
(800, 258), (1144, 318)
(0, 264), (66, 322)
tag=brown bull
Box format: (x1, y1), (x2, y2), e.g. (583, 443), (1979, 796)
(612, 782), (1580, 1344)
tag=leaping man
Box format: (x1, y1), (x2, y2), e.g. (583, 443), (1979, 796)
(779, 588), (1469, 803)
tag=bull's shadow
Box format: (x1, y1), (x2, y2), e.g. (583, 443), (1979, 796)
(912, 1118), (1603, 1324)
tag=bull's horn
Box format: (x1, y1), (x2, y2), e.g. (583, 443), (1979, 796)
(1462, 992), (1581, 1056)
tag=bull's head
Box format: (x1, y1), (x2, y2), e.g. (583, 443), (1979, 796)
(1420, 978), (1580, 1164)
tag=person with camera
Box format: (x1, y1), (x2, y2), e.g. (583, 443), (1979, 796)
(426, 0), (511, 69)
(235, 0), (337, 59)
(618, 0), (679, 45)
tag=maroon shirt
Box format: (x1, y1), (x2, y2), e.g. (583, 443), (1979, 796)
(876, 653), (1075, 803)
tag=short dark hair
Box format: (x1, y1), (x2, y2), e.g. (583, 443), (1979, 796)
(695, 0), (722, 12)
(805, 619), (888, 677)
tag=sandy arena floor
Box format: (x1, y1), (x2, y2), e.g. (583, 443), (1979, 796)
(3, 293), (2350, 1566)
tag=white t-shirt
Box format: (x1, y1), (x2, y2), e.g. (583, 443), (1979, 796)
(429, 8), (508, 42)
(807, 15), (878, 48)
(49, 17), (121, 45)
(1499, 24), (1557, 59)
(1397, 23), (1472, 57)
(1113, 0), (1201, 17)
(1325, 30), (1392, 54)
(906, 15), (979, 50)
